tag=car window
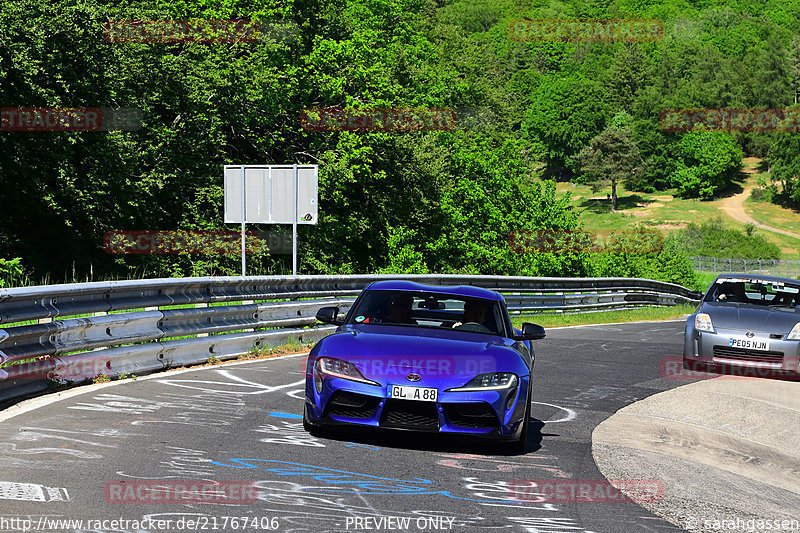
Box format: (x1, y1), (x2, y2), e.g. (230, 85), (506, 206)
(707, 278), (800, 307)
(346, 290), (504, 336)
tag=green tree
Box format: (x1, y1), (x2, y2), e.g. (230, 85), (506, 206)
(522, 73), (609, 178)
(673, 130), (742, 199)
(575, 125), (642, 211)
(767, 128), (800, 206)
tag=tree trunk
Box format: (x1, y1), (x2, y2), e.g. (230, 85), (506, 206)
(611, 179), (618, 212)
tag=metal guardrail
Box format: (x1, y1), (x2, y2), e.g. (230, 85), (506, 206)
(0, 274), (699, 403)
(691, 257), (800, 278)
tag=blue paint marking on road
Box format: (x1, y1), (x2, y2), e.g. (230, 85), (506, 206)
(268, 411), (303, 419)
(345, 442), (381, 451)
(209, 458), (536, 504)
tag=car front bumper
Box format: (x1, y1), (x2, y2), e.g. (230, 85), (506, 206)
(304, 375), (530, 440)
(684, 325), (800, 375)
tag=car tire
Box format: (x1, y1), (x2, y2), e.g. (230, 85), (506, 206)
(683, 359), (706, 372)
(303, 403), (323, 436)
(510, 379), (531, 454)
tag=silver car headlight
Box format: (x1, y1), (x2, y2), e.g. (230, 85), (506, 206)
(788, 323), (800, 340)
(695, 313), (714, 333)
(448, 372), (518, 392)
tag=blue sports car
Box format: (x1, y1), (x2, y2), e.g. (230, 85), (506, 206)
(303, 281), (545, 451)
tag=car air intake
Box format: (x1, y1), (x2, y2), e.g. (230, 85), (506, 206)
(712, 345), (783, 364)
(326, 391), (380, 419)
(442, 403), (498, 429)
(380, 399), (439, 431)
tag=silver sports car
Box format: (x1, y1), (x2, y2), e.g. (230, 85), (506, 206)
(683, 274), (800, 378)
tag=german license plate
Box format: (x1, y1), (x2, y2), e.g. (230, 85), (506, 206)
(389, 385), (438, 402)
(729, 336), (770, 351)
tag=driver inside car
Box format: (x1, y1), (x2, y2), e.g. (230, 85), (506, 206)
(452, 300), (487, 329)
(716, 282), (747, 302)
(381, 293), (417, 324)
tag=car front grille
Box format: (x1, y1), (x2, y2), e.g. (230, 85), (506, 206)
(713, 345), (784, 364)
(379, 399), (439, 431)
(325, 391), (380, 419)
(442, 403), (498, 429)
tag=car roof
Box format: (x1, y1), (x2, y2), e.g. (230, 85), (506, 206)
(713, 273), (800, 285)
(365, 280), (503, 301)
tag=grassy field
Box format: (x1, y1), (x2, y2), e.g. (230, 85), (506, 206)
(695, 271), (719, 290)
(557, 157), (800, 259)
(511, 304), (698, 328)
(745, 196), (800, 236)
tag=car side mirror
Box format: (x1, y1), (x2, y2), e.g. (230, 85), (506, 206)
(316, 306), (343, 325)
(688, 290), (703, 300)
(514, 323), (546, 341)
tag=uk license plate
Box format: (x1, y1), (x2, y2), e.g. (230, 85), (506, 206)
(389, 385), (438, 402)
(729, 336), (770, 351)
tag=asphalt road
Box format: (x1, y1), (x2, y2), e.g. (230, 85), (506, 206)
(0, 321), (696, 533)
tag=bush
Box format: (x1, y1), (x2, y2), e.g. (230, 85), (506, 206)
(583, 240), (700, 290)
(673, 132), (742, 199)
(668, 218), (781, 259)
(0, 258), (25, 288)
(749, 177), (777, 203)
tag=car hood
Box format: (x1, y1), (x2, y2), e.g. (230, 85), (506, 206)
(701, 303), (800, 333)
(316, 324), (527, 378)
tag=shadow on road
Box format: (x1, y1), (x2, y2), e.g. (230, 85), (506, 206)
(308, 417), (554, 456)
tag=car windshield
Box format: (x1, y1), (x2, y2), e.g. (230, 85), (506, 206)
(346, 290), (506, 336)
(705, 278), (800, 308)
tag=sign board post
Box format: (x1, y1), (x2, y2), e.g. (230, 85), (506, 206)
(223, 164), (318, 276)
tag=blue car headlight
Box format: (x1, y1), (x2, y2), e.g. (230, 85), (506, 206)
(447, 372), (518, 392)
(315, 357), (379, 386)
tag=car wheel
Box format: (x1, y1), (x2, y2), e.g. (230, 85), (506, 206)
(683, 359), (706, 372)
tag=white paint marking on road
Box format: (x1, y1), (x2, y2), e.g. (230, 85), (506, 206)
(531, 402), (577, 423)
(545, 319), (685, 330)
(154, 369), (305, 395)
(0, 481), (69, 502)
(0, 352), (310, 423)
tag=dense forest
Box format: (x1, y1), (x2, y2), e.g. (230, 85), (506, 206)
(1, 0), (799, 287)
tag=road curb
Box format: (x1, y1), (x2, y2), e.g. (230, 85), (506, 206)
(0, 351), (309, 424)
(592, 377), (800, 530)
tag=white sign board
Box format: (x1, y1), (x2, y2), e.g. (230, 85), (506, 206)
(223, 164), (319, 276)
(223, 165), (318, 224)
